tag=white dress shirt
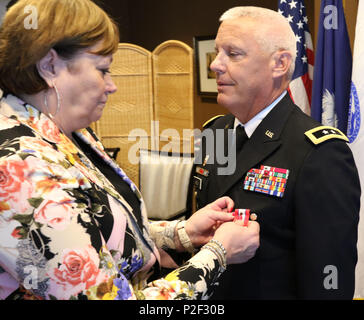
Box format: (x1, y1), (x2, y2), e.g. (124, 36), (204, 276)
(234, 91), (287, 138)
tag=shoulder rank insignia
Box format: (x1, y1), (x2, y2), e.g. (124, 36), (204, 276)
(203, 115), (225, 128)
(304, 126), (349, 145)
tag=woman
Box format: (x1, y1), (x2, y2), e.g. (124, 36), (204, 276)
(0, 0), (259, 300)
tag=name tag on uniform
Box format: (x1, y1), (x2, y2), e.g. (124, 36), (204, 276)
(243, 165), (289, 198)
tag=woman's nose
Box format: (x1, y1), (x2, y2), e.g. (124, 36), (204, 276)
(105, 75), (117, 94)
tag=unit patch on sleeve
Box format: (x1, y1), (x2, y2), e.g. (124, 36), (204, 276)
(304, 126), (349, 145)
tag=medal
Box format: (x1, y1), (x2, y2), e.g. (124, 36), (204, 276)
(232, 209), (258, 226)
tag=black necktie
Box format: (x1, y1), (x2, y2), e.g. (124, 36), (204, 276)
(235, 125), (248, 151)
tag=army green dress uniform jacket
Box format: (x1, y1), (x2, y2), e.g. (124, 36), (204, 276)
(193, 93), (360, 299)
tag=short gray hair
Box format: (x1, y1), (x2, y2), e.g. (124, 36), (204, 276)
(220, 6), (297, 79)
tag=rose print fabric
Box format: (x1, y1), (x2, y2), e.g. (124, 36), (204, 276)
(0, 94), (224, 300)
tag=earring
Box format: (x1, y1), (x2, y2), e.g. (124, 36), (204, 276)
(44, 89), (52, 120)
(44, 80), (60, 119)
(52, 80), (60, 116)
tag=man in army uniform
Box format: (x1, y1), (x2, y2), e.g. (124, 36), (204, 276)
(193, 6), (360, 299)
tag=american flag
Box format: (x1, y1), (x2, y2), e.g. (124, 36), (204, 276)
(278, 0), (314, 115)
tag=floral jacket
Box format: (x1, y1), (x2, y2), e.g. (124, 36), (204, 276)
(0, 94), (224, 300)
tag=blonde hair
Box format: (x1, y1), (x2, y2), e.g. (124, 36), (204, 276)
(0, 0), (119, 96)
(220, 6), (297, 79)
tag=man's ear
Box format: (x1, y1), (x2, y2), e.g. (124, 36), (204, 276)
(271, 50), (293, 79)
(36, 48), (63, 87)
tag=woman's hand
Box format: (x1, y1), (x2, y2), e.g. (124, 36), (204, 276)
(213, 220), (260, 264)
(184, 197), (235, 248)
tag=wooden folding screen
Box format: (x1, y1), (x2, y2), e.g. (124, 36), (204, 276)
(152, 40), (194, 154)
(92, 41), (194, 187)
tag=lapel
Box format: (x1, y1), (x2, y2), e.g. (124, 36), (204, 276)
(211, 94), (294, 199)
(198, 115), (233, 200)
(72, 129), (151, 228)
(74, 128), (141, 198)
(71, 132), (159, 258)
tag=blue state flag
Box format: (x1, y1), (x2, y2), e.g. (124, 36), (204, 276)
(347, 0), (364, 299)
(311, 0), (352, 133)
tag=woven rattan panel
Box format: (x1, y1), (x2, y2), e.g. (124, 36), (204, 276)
(99, 43), (153, 137)
(153, 41), (194, 153)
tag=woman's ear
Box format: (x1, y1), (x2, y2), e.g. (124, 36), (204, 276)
(271, 50), (293, 79)
(36, 48), (63, 87)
